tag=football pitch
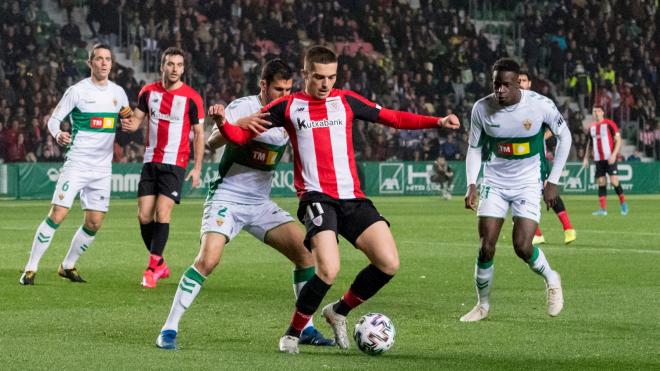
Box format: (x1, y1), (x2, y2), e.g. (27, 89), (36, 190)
(2, 196), (659, 370)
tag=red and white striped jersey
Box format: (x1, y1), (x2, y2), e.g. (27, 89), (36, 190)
(137, 82), (204, 168)
(589, 119), (619, 161)
(219, 89), (440, 199)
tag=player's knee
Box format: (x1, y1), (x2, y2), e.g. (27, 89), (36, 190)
(83, 219), (102, 232)
(194, 256), (219, 276)
(379, 256), (399, 276)
(315, 264), (339, 284)
(154, 208), (172, 223)
(513, 244), (533, 261)
(137, 209), (152, 224)
(48, 206), (68, 224)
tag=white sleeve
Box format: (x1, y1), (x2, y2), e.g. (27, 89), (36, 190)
(466, 103), (484, 186)
(547, 127), (572, 184)
(468, 103), (484, 148)
(51, 86), (77, 122)
(466, 146), (482, 186)
(47, 115), (62, 139)
(544, 101), (567, 136)
(119, 87), (130, 108)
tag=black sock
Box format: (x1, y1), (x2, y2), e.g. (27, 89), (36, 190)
(140, 222), (155, 252)
(149, 222), (169, 256)
(598, 185), (607, 198)
(285, 275), (331, 337)
(614, 185), (624, 195)
(552, 196), (566, 214)
(334, 264), (394, 316)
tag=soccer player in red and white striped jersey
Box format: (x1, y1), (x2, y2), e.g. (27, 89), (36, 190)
(122, 47), (205, 287)
(583, 105), (628, 215)
(212, 45), (460, 353)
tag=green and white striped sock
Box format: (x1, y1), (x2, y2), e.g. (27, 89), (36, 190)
(25, 217), (60, 272)
(162, 266), (206, 332)
(293, 266), (315, 329)
(475, 259), (494, 311)
(528, 246), (559, 286)
(62, 226), (96, 269)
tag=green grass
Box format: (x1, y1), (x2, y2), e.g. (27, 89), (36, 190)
(1, 196), (659, 370)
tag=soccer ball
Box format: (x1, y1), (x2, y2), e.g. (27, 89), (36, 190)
(353, 312), (396, 355)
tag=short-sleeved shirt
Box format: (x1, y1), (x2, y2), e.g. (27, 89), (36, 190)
(469, 90), (567, 189)
(51, 77), (129, 173)
(588, 119), (619, 161)
(207, 95), (289, 204)
(138, 81), (204, 168)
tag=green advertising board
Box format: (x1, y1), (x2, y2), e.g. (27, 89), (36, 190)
(1, 161), (658, 200)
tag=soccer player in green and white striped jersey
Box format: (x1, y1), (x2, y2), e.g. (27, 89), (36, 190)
(156, 60), (332, 350)
(19, 44), (131, 285)
(461, 58), (571, 321)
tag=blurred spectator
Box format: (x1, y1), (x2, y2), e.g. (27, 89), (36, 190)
(626, 150), (641, 162)
(431, 156), (454, 200)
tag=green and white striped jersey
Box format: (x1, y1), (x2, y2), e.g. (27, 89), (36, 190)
(51, 78), (129, 172)
(207, 95), (289, 204)
(469, 90), (567, 188)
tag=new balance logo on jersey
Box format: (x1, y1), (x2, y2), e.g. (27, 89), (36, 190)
(296, 107), (305, 112)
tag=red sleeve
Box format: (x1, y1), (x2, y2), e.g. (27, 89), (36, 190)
(342, 90), (439, 129)
(377, 108), (440, 129)
(606, 119), (619, 133)
(217, 122), (256, 145)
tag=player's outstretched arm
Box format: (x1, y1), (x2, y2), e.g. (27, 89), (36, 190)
(377, 108), (461, 131)
(207, 126), (228, 150)
(209, 104), (259, 145)
(121, 108), (146, 133)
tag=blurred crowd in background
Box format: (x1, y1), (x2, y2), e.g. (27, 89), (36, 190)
(0, 0), (658, 165)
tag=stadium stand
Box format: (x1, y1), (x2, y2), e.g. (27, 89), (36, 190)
(1, 0), (658, 163)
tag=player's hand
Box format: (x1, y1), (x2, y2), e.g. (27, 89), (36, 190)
(544, 182), (559, 210)
(121, 118), (138, 132)
(464, 184), (478, 211)
(185, 167), (202, 188)
(439, 114), (460, 130)
(608, 157), (616, 165)
(235, 112), (271, 135)
(208, 104), (226, 126)
(582, 158), (589, 168)
(56, 132), (71, 146)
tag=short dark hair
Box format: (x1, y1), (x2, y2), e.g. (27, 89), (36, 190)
(261, 59), (293, 84)
(304, 45), (337, 67)
(519, 70), (531, 80)
(88, 43), (112, 61)
(161, 47), (186, 66)
(492, 58), (521, 74)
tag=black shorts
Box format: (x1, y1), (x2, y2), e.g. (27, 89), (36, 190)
(137, 162), (186, 203)
(296, 192), (389, 250)
(595, 160), (618, 178)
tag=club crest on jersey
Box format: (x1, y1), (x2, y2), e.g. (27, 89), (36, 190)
(58, 194), (64, 200)
(522, 119), (532, 130)
(113, 97), (118, 107)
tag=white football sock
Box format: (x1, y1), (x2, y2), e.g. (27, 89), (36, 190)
(24, 218), (60, 272)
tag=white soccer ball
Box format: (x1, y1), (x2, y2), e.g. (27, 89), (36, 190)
(353, 312), (396, 355)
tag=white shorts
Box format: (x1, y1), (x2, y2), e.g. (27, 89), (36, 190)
(200, 200), (295, 242)
(477, 183), (542, 223)
(51, 165), (111, 212)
